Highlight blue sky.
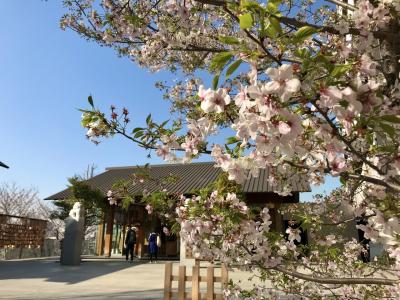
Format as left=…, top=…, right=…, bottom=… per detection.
left=0, top=1, right=339, bottom=201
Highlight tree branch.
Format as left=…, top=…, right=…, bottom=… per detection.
left=311, top=101, right=384, bottom=176
left=222, top=7, right=282, bottom=65
left=193, top=0, right=226, bottom=5
left=342, top=173, right=400, bottom=193
left=273, top=266, right=399, bottom=285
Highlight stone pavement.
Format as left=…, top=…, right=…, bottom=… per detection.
left=0, top=257, right=281, bottom=300
left=0, top=257, right=165, bottom=300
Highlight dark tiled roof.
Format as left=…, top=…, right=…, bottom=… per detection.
left=0, top=161, right=9, bottom=169
left=45, top=162, right=310, bottom=200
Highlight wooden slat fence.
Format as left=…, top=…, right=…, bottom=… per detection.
left=164, top=262, right=228, bottom=300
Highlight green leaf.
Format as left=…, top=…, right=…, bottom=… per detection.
left=146, top=114, right=152, bottom=125
left=314, top=54, right=334, bottom=72
left=88, top=95, right=94, bottom=107
left=331, top=64, right=353, bottom=77
left=294, top=26, right=319, bottom=42
left=210, top=52, right=233, bottom=73
left=267, top=0, right=282, bottom=13
left=131, top=127, right=143, bottom=134
left=381, top=115, right=400, bottom=124
left=366, top=132, right=374, bottom=145
left=241, top=1, right=263, bottom=11
left=81, top=115, right=92, bottom=127
left=160, top=120, right=169, bottom=127
left=78, top=108, right=92, bottom=113
left=338, top=100, right=349, bottom=108
left=226, top=136, right=239, bottom=145
left=380, top=122, right=395, bottom=138
left=134, top=131, right=144, bottom=139
left=212, top=74, right=220, bottom=90
left=226, top=59, right=242, bottom=78
left=218, top=36, right=240, bottom=45
left=294, top=48, right=310, bottom=59
left=239, top=13, right=253, bottom=30
left=269, top=16, right=282, bottom=35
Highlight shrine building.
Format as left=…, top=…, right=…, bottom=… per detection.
left=45, top=162, right=310, bottom=259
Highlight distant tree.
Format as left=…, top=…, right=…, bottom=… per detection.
left=50, top=164, right=107, bottom=237
left=0, top=183, right=40, bottom=217
left=0, top=182, right=63, bottom=238
left=35, top=199, right=65, bottom=240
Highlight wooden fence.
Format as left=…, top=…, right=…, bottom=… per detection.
left=164, top=262, right=228, bottom=300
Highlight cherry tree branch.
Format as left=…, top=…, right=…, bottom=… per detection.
left=311, top=101, right=384, bottom=176
left=342, top=173, right=400, bottom=193
left=193, top=0, right=396, bottom=41
left=273, top=266, right=399, bottom=285
left=240, top=243, right=398, bottom=286
left=100, top=115, right=213, bottom=155
left=221, top=6, right=282, bottom=65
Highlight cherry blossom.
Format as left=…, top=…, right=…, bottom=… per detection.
left=200, top=88, right=231, bottom=113
left=263, top=65, right=300, bottom=101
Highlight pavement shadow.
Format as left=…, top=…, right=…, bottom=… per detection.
left=2, top=289, right=164, bottom=300
left=0, top=257, right=148, bottom=284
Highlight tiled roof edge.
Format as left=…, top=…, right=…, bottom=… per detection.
left=105, top=161, right=215, bottom=170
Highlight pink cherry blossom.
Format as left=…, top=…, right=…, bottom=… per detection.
left=200, top=88, right=231, bottom=113
left=264, top=65, right=300, bottom=101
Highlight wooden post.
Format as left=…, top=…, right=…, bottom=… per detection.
left=137, top=224, right=145, bottom=258
left=178, top=265, right=186, bottom=300
left=164, top=262, right=172, bottom=300
left=121, top=224, right=126, bottom=255
left=207, top=265, right=214, bottom=300
left=104, top=206, right=115, bottom=257
left=95, top=223, right=105, bottom=256
left=192, top=263, right=200, bottom=300
left=221, top=264, right=228, bottom=290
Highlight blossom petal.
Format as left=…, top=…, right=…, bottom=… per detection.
left=285, top=78, right=300, bottom=93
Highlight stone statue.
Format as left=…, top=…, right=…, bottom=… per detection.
left=61, top=202, right=85, bottom=265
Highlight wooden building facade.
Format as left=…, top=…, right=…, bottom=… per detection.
left=45, top=162, right=310, bottom=259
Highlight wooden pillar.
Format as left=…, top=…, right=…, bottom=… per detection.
left=164, top=262, right=173, bottom=300
left=179, top=265, right=186, bottom=300
left=137, top=225, right=145, bottom=258
left=136, top=206, right=145, bottom=258
left=121, top=224, right=126, bottom=255
left=221, top=263, right=229, bottom=290
left=104, top=205, right=115, bottom=257
left=191, top=264, right=199, bottom=300
left=95, top=222, right=105, bottom=256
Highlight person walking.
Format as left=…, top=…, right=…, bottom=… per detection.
left=125, top=226, right=136, bottom=262
left=148, top=230, right=159, bottom=263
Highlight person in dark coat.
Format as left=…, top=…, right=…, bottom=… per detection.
left=148, top=231, right=159, bottom=263
left=125, top=226, right=137, bottom=262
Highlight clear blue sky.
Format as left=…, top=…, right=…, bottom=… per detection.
left=0, top=1, right=339, bottom=201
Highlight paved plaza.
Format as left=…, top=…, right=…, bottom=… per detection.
left=0, top=257, right=270, bottom=300
left=0, top=257, right=166, bottom=300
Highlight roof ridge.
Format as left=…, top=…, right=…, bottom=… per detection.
left=105, top=161, right=215, bottom=170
